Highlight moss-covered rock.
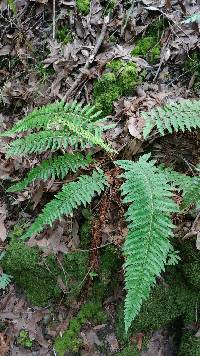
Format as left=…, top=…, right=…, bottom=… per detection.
left=178, top=332, right=200, bottom=356
left=93, top=60, right=139, bottom=115
left=1, top=227, right=89, bottom=306
left=76, top=0, right=90, bottom=15
left=178, top=238, right=200, bottom=290
left=115, top=269, right=199, bottom=345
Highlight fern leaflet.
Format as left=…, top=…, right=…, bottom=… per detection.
left=116, top=154, right=178, bottom=332
left=0, top=273, right=12, bottom=289
left=160, top=165, right=200, bottom=210
left=142, top=99, right=200, bottom=139
left=7, top=153, right=92, bottom=192
left=21, top=169, right=108, bottom=239
left=184, top=13, right=200, bottom=24
left=3, top=101, right=116, bottom=155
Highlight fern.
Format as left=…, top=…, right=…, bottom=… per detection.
left=21, top=169, right=108, bottom=240
left=3, top=101, right=115, bottom=155
left=184, top=13, right=200, bottom=24
left=0, top=273, right=12, bottom=289
left=116, top=154, right=178, bottom=332
left=7, top=153, right=92, bottom=192
left=160, top=165, right=200, bottom=210
left=142, top=99, right=200, bottom=139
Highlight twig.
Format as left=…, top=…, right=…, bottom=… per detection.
left=183, top=211, right=200, bottom=240
left=62, top=16, right=109, bottom=101
left=53, top=0, right=56, bottom=40
left=121, top=0, right=136, bottom=37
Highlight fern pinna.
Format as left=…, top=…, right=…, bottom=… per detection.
left=21, top=169, right=108, bottom=240
left=7, top=153, right=92, bottom=192
left=116, top=155, right=178, bottom=332
left=3, top=100, right=115, bottom=155
left=142, top=99, right=200, bottom=138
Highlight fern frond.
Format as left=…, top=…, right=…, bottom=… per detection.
left=181, top=176, right=200, bottom=209
left=7, top=153, right=92, bottom=192
left=21, top=169, right=108, bottom=239
left=6, top=131, right=70, bottom=156
left=184, top=13, right=200, bottom=24
left=142, top=99, right=200, bottom=139
left=116, top=154, right=178, bottom=332
left=2, top=101, right=102, bottom=137
left=4, top=101, right=115, bottom=155
left=1, top=101, right=66, bottom=136
left=0, top=273, right=12, bottom=289
left=159, top=166, right=192, bottom=191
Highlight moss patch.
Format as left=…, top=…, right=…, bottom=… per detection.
left=17, top=330, right=34, bottom=349
left=76, top=0, right=90, bottom=15
left=93, top=59, right=139, bottom=115
left=131, top=36, right=161, bottom=64
left=178, top=238, right=200, bottom=290
left=54, top=300, right=107, bottom=355
left=54, top=245, right=121, bottom=355
left=116, top=345, right=140, bottom=356
left=178, top=331, right=200, bottom=356
left=1, top=227, right=89, bottom=306
left=131, top=17, right=167, bottom=64
left=115, top=269, right=199, bottom=345
left=56, top=26, right=73, bottom=44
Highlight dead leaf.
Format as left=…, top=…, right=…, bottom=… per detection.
left=128, top=116, right=142, bottom=139
left=106, top=333, right=119, bottom=352
left=0, top=333, right=10, bottom=356
left=32, top=187, right=44, bottom=210
left=0, top=45, right=11, bottom=56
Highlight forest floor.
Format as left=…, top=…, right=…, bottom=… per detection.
left=0, top=0, right=200, bottom=355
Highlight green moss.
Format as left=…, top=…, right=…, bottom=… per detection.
left=99, top=245, right=120, bottom=286
left=115, top=269, right=199, bottom=344
left=178, top=332, right=200, bottom=356
left=131, top=17, right=167, bottom=64
left=93, top=60, right=139, bottom=115
left=178, top=239, right=200, bottom=290
left=76, top=0, right=90, bottom=15
left=54, top=300, right=107, bottom=355
left=131, top=36, right=161, bottom=64
left=1, top=225, right=89, bottom=306
left=17, top=330, right=34, bottom=349
left=116, top=345, right=140, bottom=356
left=36, top=63, right=55, bottom=80
left=80, top=208, right=93, bottom=249
left=185, top=51, right=200, bottom=92
left=54, top=246, right=119, bottom=355
left=56, top=27, right=73, bottom=44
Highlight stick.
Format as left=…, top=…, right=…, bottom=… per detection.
left=53, top=0, right=56, bottom=40
left=62, top=16, right=109, bottom=101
